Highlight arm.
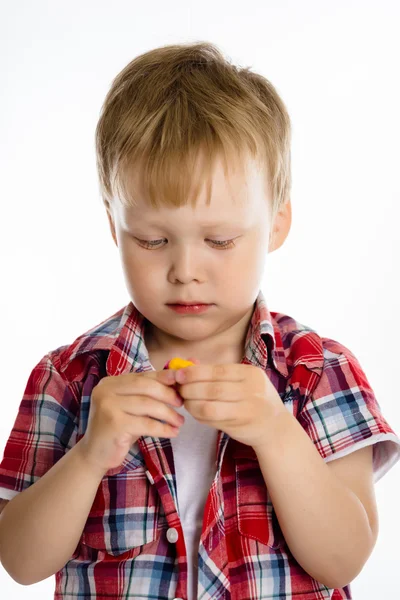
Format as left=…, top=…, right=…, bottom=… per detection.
left=0, top=440, right=106, bottom=586
left=252, top=410, right=377, bottom=589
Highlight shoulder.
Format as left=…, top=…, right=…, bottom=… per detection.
left=270, top=310, right=325, bottom=375
left=47, top=303, right=132, bottom=384
left=270, top=311, right=371, bottom=406
left=272, top=311, right=362, bottom=372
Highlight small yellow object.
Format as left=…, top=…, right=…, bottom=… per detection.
left=166, top=357, right=195, bottom=370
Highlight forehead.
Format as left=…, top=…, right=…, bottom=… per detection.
left=119, top=153, right=269, bottom=227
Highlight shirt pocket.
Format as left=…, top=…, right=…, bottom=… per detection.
left=233, top=445, right=285, bottom=550
left=80, top=446, right=161, bottom=557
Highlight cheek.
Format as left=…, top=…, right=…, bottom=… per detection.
left=221, top=245, right=265, bottom=295
left=123, top=254, right=158, bottom=280
left=122, top=254, right=166, bottom=300
left=120, top=238, right=144, bottom=264
left=228, top=242, right=261, bottom=274
left=245, top=234, right=269, bottom=270
left=118, top=244, right=150, bottom=277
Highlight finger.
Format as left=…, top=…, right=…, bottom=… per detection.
left=179, top=381, right=243, bottom=402
left=113, top=371, right=181, bottom=406
left=119, top=396, right=185, bottom=428
left=106, top=368, right=177, bottom=386
left=187, top=400, right=236, bottom=423
left=186, top=356, right=201, bottom=365
left=175, top=362, right=247, bottom=384
left=140, top=368, right=177, bottom=385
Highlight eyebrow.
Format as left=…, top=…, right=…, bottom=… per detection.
left=131, top=219, right=244, bottom=229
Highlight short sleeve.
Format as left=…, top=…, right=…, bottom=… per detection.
left=297, top=337, right=400, bottom=484
left=0, top=353, right=79, bottom=500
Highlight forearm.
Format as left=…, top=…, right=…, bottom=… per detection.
left=0, top=439, right=106, bottom=585
left=252, top=410, right=374, bottom=589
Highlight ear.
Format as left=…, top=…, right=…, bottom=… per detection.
left=268, top=198, right=292, bottom=253
left=105, top=202, right=118, bottom=247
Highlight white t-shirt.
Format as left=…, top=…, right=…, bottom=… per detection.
left=170, top=402, right=218, bottom=600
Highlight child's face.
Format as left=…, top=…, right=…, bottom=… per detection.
left=106, top=152, right=291, bottom=357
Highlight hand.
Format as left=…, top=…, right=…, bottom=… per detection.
left=174, top=362, right=287, bottom=449
left=78, top=369, right=184, bottom=473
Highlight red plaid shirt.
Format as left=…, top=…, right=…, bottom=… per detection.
left=1, top=290, right=399, bottom=599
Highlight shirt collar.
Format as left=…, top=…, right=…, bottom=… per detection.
left=60, top=289, right=288, bottom=382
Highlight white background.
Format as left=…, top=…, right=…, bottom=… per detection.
left=1, top=0, right=399, bottom=597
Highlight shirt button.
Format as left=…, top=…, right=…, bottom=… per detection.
left=166, top=527, right=179, bottom=543
left=145, top=470, right=154, bottom=484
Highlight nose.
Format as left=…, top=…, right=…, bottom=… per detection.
left=168, top=245, right=205, bottom=283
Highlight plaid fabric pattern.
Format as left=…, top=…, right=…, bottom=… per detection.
left=1, top=289, right=399, bottom=599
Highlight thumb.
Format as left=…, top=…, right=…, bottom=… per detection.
left=186, top=357, right=200, bottom=365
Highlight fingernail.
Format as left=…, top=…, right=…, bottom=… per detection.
left=175, top=370, right=186, bottom=383
left=165, top=370, right=175, bottom=383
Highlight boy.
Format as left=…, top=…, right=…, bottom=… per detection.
left=0, top=41, right=399, bottom=600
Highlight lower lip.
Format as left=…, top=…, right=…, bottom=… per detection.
left=167, top=304, right=212, bottom=314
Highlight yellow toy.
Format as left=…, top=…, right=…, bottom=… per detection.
left=162, top=357, right=195, bottom=403
left=164, top=357, right=195, bottom=370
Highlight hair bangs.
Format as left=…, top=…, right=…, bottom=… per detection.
left=96, top=41, right=291, bottom=220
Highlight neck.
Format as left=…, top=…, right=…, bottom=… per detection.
left=144, top=323, right=246, bottom=365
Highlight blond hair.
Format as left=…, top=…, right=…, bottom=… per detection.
left=95, top=41, right=292, bottom=220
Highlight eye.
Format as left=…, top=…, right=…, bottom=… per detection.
left=210, top=239, right=236, bottom=249
left=136, top=238, right=236, bottom=250
left=137, top=239, right=165, bottom=249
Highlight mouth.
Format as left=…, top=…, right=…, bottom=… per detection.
left=167, top=302, right=211, bottom=306
left=167, top=303, right=213, bottom=313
